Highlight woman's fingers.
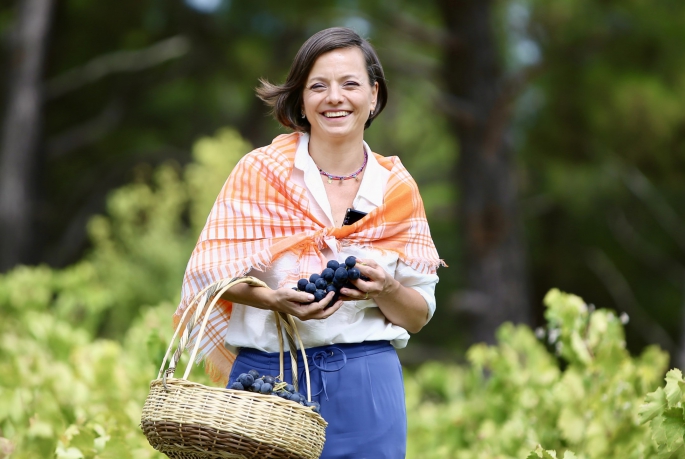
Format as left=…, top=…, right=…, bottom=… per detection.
left=344, top=258, right=399, bottom=300
left=287, top=291, right=342, bottom=320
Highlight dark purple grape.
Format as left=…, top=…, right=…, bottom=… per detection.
left=345, top=256, right=357, bottom=268
left=347, top=267, right=361, bottom=280
left=344, top=281, right=358, bottom=290
left=326, top=260, right=340, bottom=270
left=263, top=375, right=275, bottom=385
left=248, top=369, right=260, bottom=379
left=238, top=373, right=254, bottom=387
left=309, top=273, right=321, bottom=283
left=285, top=384, right=295, bottom=393
left=297, top=278, right=309, bottom=291
left=314, top=289, right=326, bottom=302
left=304, top=282, right=317, bottom=294
left=325, top=284, right=337, bottom=294
left=315, top=277, right=328, bottom=290
left=260, top=383, right=273, bottom=394
left=321, top=268, right=335, bottom=282
left=230, top=381, right=244, bottom=391
left=334, top=267, right=348, bottom=282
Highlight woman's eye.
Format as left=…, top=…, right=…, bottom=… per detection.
left=309, top=83, right=325, bottom=90
left=344, top=81, right=360, bottom=87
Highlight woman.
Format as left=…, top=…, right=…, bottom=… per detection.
left=175, top=27, right=443, bottom=458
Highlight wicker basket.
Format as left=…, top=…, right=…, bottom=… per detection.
left=140, top=276, right=327, bottom=459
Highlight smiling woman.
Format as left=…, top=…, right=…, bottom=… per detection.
left=174, top=27, right=443, bottom=459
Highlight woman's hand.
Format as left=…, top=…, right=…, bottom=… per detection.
left=339, top=258, right=398, bottom=301
left=268, top=287, right=344, bottom=321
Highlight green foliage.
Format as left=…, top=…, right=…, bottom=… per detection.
left=405, top=289, right=671, bottom=459
left=0, top=127, right=248, bottom=457
left=639, top=369, right=685, bottom=458
left=0, top=127, right=247, bottom=340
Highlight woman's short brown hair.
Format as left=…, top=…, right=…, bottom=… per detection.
left=256, top=27, right=388, bottom=132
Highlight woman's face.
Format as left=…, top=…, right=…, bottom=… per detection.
left=302, top=47, right=378, bottom=143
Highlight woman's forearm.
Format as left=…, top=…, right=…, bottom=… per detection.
left=220, top=283, right=276, bottom=310
left=344, top=259, right=431, bottom=333
left=372, top=278, right=429, bottom=334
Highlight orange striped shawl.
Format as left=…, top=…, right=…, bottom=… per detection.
left=174, top=132, right=443, bottom=384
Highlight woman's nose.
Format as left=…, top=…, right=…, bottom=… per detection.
left=326, top=85, right=343, bottom=104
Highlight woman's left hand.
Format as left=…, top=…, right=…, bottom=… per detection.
left=339, top=258, right=399, bottom=302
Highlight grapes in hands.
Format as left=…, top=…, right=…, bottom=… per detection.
left=292, top=256, right=367, bottom=308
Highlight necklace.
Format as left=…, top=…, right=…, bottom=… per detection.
left=317, top=149, right=368, bottom=184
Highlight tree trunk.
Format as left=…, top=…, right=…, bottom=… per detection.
left=439, top=0, right=531, bottom=343
left=0, top=0, right=54, bottom=271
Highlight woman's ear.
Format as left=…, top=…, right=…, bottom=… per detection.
left=371, top=81, right=379, bottom=111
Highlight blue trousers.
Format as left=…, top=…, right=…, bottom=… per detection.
left=227, top=341, right=407, bottom=459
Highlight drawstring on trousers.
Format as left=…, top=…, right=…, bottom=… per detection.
left=299, top=347, right=347, bottom=401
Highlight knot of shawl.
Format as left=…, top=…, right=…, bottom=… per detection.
left=310, top=227, right=336, bottom=251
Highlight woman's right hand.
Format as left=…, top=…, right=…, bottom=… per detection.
left=268, top=288, right=343, bottom=320
left=222, top=283, right=343, bottom=320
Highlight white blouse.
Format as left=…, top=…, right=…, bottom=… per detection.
left=224, top=133, right=439, bottom=353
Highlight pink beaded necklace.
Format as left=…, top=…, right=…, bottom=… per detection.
left=316, top=149, right=368, bottom=184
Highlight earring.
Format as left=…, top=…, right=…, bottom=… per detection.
left=301, top=111, right=306, bottom=119
left=370, top=110, right=374, bottom=117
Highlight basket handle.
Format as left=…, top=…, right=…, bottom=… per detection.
left=274, top=311, right=315, bottom=402
left=159, top=276, right=316, bottom=402
left=159, top=276, right=268, bottom=381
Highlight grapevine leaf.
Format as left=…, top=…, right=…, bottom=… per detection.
left=570, top=332, right=592, bottom=364
left=55, top=446, right=85, bottom=459
left=527, top=445, right=559, bottom=458
left=558, top=406, right=585, bottom=443
left=562, top=452, right=578, bottom=459
left=664, top=369, right=685, bottom=408
left=651, top=408, right=685, bottom=453
left=639, top=387, right=668, bottom=425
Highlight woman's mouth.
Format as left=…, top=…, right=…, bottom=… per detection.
left=323, top=111, right=351, bottom=118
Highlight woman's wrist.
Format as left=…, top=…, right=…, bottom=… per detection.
left=375, top=277, right=401, bottom=299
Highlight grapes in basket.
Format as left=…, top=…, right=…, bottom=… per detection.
left=229, top=369, right=321, bottom=414
left=293, top=256, right=370, bottom=308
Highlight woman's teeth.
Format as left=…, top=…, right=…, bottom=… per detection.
left=324, top=111, right=350, bottom=118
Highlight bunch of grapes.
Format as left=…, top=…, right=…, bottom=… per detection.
left=293, top=256, right=368, bottom=307
left=229, top=369, right=321, bottom=414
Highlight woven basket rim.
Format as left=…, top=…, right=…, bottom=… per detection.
left=145, top=378, right=328, bottom=427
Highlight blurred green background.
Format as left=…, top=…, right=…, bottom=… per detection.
left=1, top=0, right=684, bottom=457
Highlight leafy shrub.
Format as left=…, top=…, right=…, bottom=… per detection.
left=0, top=128, right=247, bottom=457
left=638, top=368, right=685, bottom=458
left=405, top=289, right=672, bottom=459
